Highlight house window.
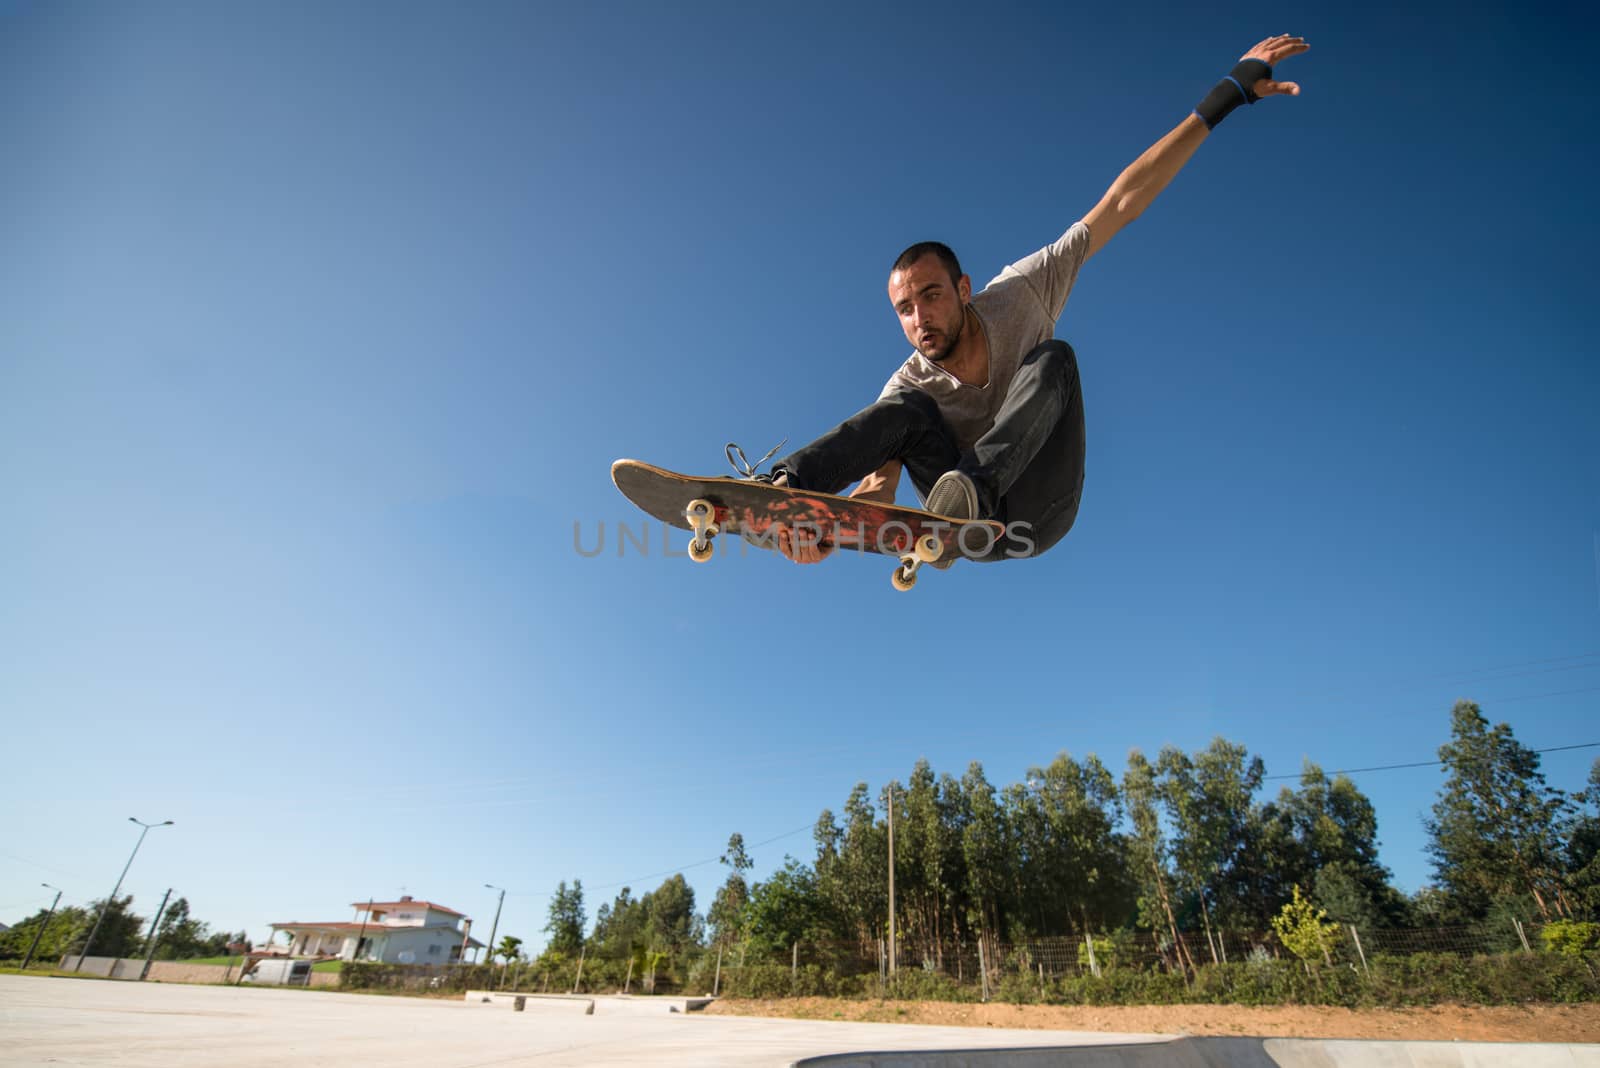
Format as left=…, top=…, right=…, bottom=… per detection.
left=427, top=944, right=441, bottom=957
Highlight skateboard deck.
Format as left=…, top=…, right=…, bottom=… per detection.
left=611, top=459, right=1005, bottom=590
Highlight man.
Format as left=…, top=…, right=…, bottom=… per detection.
left=758, top=34, right=1308, bottom=564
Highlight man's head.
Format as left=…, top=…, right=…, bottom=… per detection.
left=888, top=242, right=971, bottom=363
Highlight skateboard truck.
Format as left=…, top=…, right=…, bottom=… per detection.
left=891, top=533, right=944, bottom=592
left=685, top=498, right=719, bottom=563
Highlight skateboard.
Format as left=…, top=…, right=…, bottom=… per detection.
left=611, top=459, right=1005, bottom=591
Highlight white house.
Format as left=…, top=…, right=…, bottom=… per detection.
left=270, top=896, right=484, bottom=965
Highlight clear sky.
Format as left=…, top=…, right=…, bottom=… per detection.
left=3, top=1, right=1597, bottom=954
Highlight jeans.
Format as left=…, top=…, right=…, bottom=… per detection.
left=776, top=340, right=1085, bottom=560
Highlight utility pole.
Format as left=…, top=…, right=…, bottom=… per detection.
left=20, top=884, right=63, bottom=972
left=887, top=781, right=896, bottom=976
left=77, top=817, right=173, bottom=971
left=483, top=884, right=506, bottom=966
left=139, top=889, right=173, bottom=980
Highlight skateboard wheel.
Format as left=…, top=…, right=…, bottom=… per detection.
left=913, top=533, right=943, bottom=564
left=686, top=499, right=715, bottom=524
left=688, top=537, right=716, bottom=563
left=891, top=563, right=917, bottom=592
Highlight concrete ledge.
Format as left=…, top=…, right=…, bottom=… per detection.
left=592, top=994, right=717, bottom=1015
left=466, top=991, right=594, bottom=1014
left=463, top=991, right=714, bottom=1015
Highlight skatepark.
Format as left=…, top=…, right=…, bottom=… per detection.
left=4, top=976, right=1595, bottom=1067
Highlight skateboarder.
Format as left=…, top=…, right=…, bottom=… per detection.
left=757, top=34, right=1308, bottom=564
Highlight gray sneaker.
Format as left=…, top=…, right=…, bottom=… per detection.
left=926, top=470, right=979, bottom=521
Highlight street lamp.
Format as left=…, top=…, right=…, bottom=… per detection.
left=75, top=817, right=173, bottom=971
left=483, top=883, right=506, bottom=965
left=20, top=883, right=63, bottom=972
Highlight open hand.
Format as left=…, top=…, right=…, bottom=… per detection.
left=1241, top=34, right=1309, bottom=97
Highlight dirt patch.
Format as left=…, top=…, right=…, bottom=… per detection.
left=704, top=997, right=1600, bottom=1043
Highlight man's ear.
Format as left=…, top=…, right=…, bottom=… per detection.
left=958, top=275, right=972, bottom=302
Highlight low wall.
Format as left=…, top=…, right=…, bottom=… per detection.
left=58, top=956, right=340, bottom=987
left=56, top=956, right=172, bottom=980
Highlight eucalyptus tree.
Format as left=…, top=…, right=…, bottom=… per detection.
left=959, top=762, right=1011, bottom=947
left=1425, top=701, right=1572, bottom=921
left=544, top=880, right=586, bottom=955
left=1156, top=738, right=1264, bottom=962
left=1122, top=750, right=1194, bottom=970
left=708, top=833, right=753, bottom=946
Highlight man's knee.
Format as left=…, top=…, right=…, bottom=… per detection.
left=1022, top=339, right=1078, bottom=377
left=879, top=388, right=943, bottom=427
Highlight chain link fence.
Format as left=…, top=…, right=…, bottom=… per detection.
left=345, top=918, right=1597, bottom=1006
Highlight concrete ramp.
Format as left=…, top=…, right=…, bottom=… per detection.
left=792, top=1038, right=1600, bottom=1067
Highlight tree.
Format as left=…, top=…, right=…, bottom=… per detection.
left=1563, top=759, right=1600, bottom=912
left=1157, top=738, right=1263, bottom=963
left=745, top=858, right=826, bottom=956
left=495, top=935, right=523, bottom=963
left=544, top=880, right=586, bottom=955
left=1271, top=885, right=1340, bottom=970
left=642, top=873, right=699, bottom=952
left=152, top=898, right=211, bottom=960
left=1012, top=751, right=1131, bottom=937
left=1425, top=701, right=1572, bottom=921
left=1226, top=763, right=1409, bottom=929
left=819, top=784, right=887, bottom=947
left=0, top=904, right=92, bottom=964
left=958, top=762, right=1009, bottom=948
left=709, top=833, right=753, bottom=946
left=1122, top=750, right=1193, bottom=971
left=79, top=896, right=146, bottom=958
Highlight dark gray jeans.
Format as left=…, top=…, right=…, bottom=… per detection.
left=776, top=340, right=1084, bottom=560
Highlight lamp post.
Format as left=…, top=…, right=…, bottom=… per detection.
left=20, top=884, right=63, bottom=972
left=483, top=884, right=506, bottom=965
left=75, top=817, right=173, bottom=971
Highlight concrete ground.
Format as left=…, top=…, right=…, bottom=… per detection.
left=0, top=975, right=1167, bottom=1067
left=3, top=976, right=1596, bottom=1067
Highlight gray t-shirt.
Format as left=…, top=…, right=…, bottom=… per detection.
left=878, top=221, right=1091, bottom=452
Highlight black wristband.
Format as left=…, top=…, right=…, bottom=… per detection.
left=1194, top=58, right=1272, bottom=129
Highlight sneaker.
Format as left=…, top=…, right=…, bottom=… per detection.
left=926, top=470, right=979, bottom=521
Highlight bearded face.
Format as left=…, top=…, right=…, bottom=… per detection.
left=889, top=255, right=971, bottom=363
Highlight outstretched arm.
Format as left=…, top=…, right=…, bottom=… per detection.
left=1079, top=34, right=1308, bottom=261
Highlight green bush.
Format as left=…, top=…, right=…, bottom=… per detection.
left=721, top=962, right=867, bottom=998
left=994, top=969, right=1043, bottom=1004
left=1076, top=936, right=1117, bottom=972
left=886, top=966, right=971, bottom=1002
left=1541, top=920, right=1600, bottom=958
left=340, top=962, right=496, bottom=993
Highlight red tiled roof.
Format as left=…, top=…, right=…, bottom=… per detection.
left=350, top=899, right=465, bottom=917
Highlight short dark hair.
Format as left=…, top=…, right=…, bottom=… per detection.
left=891, top=242, right=963, bottom=287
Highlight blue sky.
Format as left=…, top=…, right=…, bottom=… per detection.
left=3, top=1, right=1597, bottom=953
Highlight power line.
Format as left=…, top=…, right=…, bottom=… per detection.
left=511, top=822, right=816, bottom=899
left=1263, top=741, right=1600, bottom=782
